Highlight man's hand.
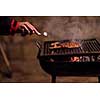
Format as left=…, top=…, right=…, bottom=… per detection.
left=18, top=22, right=41, bottom=36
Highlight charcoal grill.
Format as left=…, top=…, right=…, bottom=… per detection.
left=36, top=38, right=100, bottom=82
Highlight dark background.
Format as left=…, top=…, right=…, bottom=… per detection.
left=0, top=16, right=100, bottom=82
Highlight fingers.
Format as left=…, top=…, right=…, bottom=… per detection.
left=21, top=24, right=30, bottom=33
left=24, top=22, right=41, bottom=35
left=19, top=22, right=41, bottom=36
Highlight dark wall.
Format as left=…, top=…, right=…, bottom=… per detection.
left=13, top=16, right=100, bottom=40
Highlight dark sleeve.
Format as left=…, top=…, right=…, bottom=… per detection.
left=0, top=16, right=19, bottom=35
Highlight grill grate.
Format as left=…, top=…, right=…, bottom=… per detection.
left=42, top=39, right=100, bottom=56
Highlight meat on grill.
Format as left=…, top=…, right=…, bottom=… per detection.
left=49, top=41, right=81, bottom=49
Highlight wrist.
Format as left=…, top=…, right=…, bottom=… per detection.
left=10, top=19, right=20, bottom=34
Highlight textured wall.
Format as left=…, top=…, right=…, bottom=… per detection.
left=0, top=16, right=100, bottom=82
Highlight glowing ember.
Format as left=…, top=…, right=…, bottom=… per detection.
left=71, top=57, right=80, bottom=62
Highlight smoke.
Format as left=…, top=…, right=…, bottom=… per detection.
left=43, top=17, right=100, bottom=40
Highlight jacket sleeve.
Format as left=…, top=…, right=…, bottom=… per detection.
left=0, top=16, right=19, bottom=35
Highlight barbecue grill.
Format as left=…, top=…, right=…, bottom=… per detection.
left=36, top=38, right=100, bottom=82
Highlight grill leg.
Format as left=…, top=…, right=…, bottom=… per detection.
left=98, top=76, right=100, bottom=83
left=51, top=75, right=56, bottom=83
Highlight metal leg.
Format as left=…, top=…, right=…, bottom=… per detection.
left=0, top=43, right=10, bottom=67
left=98, top=76, right=100, bottom=83
left=51, top=75, right=56, bottom=83
left=0, top=43, right=12, bottom=78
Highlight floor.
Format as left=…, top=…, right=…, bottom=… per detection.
left=0, top=60, right=98, bottom=83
